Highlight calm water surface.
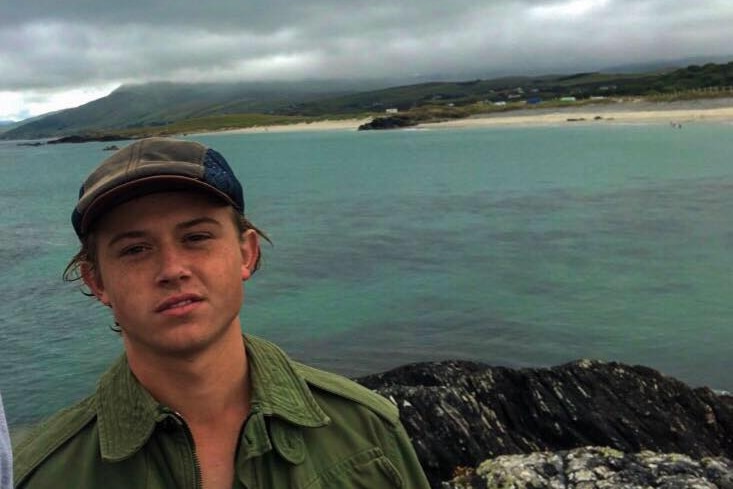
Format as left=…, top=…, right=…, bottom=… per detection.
left=1, top=123, right=732, bottom=428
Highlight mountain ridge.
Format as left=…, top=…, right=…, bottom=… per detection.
left=4, top=57, right=733, bottom=140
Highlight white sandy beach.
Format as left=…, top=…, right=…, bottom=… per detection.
left=198, top=98, right=733, bottom=135
left=421, top=101, right=733, bottom=129
left=194, top=118, right=373, bottom=135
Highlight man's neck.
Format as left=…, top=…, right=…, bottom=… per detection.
left=125, top=326, right=251, bottom=489
left=125, top=327, right=251, bottom=426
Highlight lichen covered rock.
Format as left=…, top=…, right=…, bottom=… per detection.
left=441, top=446, right=733, bottom=489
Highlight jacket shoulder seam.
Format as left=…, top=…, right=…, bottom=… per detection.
left=293, top=362, right=399, bottom=425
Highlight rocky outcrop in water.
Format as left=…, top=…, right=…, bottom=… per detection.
left=357, top=115, right=417, bottom=130
left=355, top=359, right=733, bottom=488
left=46, top=134, right=132, bottom=144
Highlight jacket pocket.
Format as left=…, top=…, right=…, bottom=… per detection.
left=305, top=447, right=403, bottom=489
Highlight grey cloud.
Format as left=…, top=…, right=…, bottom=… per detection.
left=1, top=0, right=732, bottom=93
left=0, top=1, right=513, bottom=30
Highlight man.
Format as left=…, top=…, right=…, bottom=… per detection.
left=14, top=137, right=430, bottom=489
left=0, top=391, right=11, bottom=489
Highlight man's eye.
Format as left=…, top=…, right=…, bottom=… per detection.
left=120, top=245, right=147, bottom=256
left=185, top=233, right=212, bottom=243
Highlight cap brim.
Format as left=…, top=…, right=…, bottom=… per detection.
left=79, top=174, right=238, bottom=235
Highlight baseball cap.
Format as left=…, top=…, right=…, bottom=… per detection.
left=71, top=137, right=244, bottom=237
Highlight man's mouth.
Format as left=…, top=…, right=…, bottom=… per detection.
left=167, top=299, right=194, bottom=309
left=155, top=295, right=202, bottom=313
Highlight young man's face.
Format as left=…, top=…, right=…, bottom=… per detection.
left=83, top=191, right=258, bottom=360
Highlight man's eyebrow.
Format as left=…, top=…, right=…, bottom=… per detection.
left=106, top=230, right=148, bottom=249
left=177, top=217, right=222, bottom=230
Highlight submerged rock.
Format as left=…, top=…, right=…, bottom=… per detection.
left=355, top=359, right=733, bottom=487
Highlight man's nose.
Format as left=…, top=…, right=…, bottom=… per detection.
left=155, top=244, right=191, bottom=284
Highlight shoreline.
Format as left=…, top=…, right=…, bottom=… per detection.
left=11, top=98, right=733, bottom=143
left=191, top=118, right=373, bottom=136
left=193, top=98, right=733, bottom=136
left=419, top=101, right=733, bottom=130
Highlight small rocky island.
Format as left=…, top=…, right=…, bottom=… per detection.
left=16, top=135, right=133, bottom=147
left=46, top=134, right=132, bottom=144
left=356, top=359, right=733, bottom=488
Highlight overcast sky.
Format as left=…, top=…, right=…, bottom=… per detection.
left=1, top=0, right=732, bottom=121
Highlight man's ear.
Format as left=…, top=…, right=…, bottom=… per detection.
left=240, top=229, right=260, bottom=281
left=81, top=262, right=110, bottom=305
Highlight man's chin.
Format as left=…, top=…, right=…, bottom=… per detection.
left=122, top=329, right=222, bottom=360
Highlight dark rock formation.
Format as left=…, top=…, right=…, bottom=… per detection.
left=355, top=359, right=733, bottom=488
left=357, top=115, right=417, bottom=130
left=442, top=446, right=733, bottom=489
left=46, top=134, right=132, bottom=144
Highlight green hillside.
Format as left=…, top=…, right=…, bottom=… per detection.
left=1, top=81, right=363, bottom=140
left=4, top=61, right=733, bottom=140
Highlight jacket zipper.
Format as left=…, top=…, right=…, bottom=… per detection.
left=171, top=411, right=203, bottom=489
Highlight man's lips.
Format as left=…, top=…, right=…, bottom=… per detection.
left=154, top=294, right=203, bottom=313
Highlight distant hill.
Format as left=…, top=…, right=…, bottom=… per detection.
left=293, top=61, right=733, bottom=114
left=600, top=55, right=733, bottom=74
left=4, top=60, right=733, bottom=140
left=0, top=111, right=63, bottom=135
left=0, top=80, right=380, bottom=140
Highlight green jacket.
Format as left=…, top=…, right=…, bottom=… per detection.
left=14, top=335, right=430, bottom=488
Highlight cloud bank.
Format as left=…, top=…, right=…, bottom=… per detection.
left=1, top=0, right=732, bottom=119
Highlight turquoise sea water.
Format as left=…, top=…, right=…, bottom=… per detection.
left=1, top=123, right=732, bottom=429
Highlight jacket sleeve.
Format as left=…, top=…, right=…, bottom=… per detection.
left=386, top=420, right=431, bottom=489
left=0, top=392, right=12, bottom=489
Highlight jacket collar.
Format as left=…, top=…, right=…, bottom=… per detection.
left=245, top=334, right=330, bottom=427
left=95, top=334, right=329, bottom=462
